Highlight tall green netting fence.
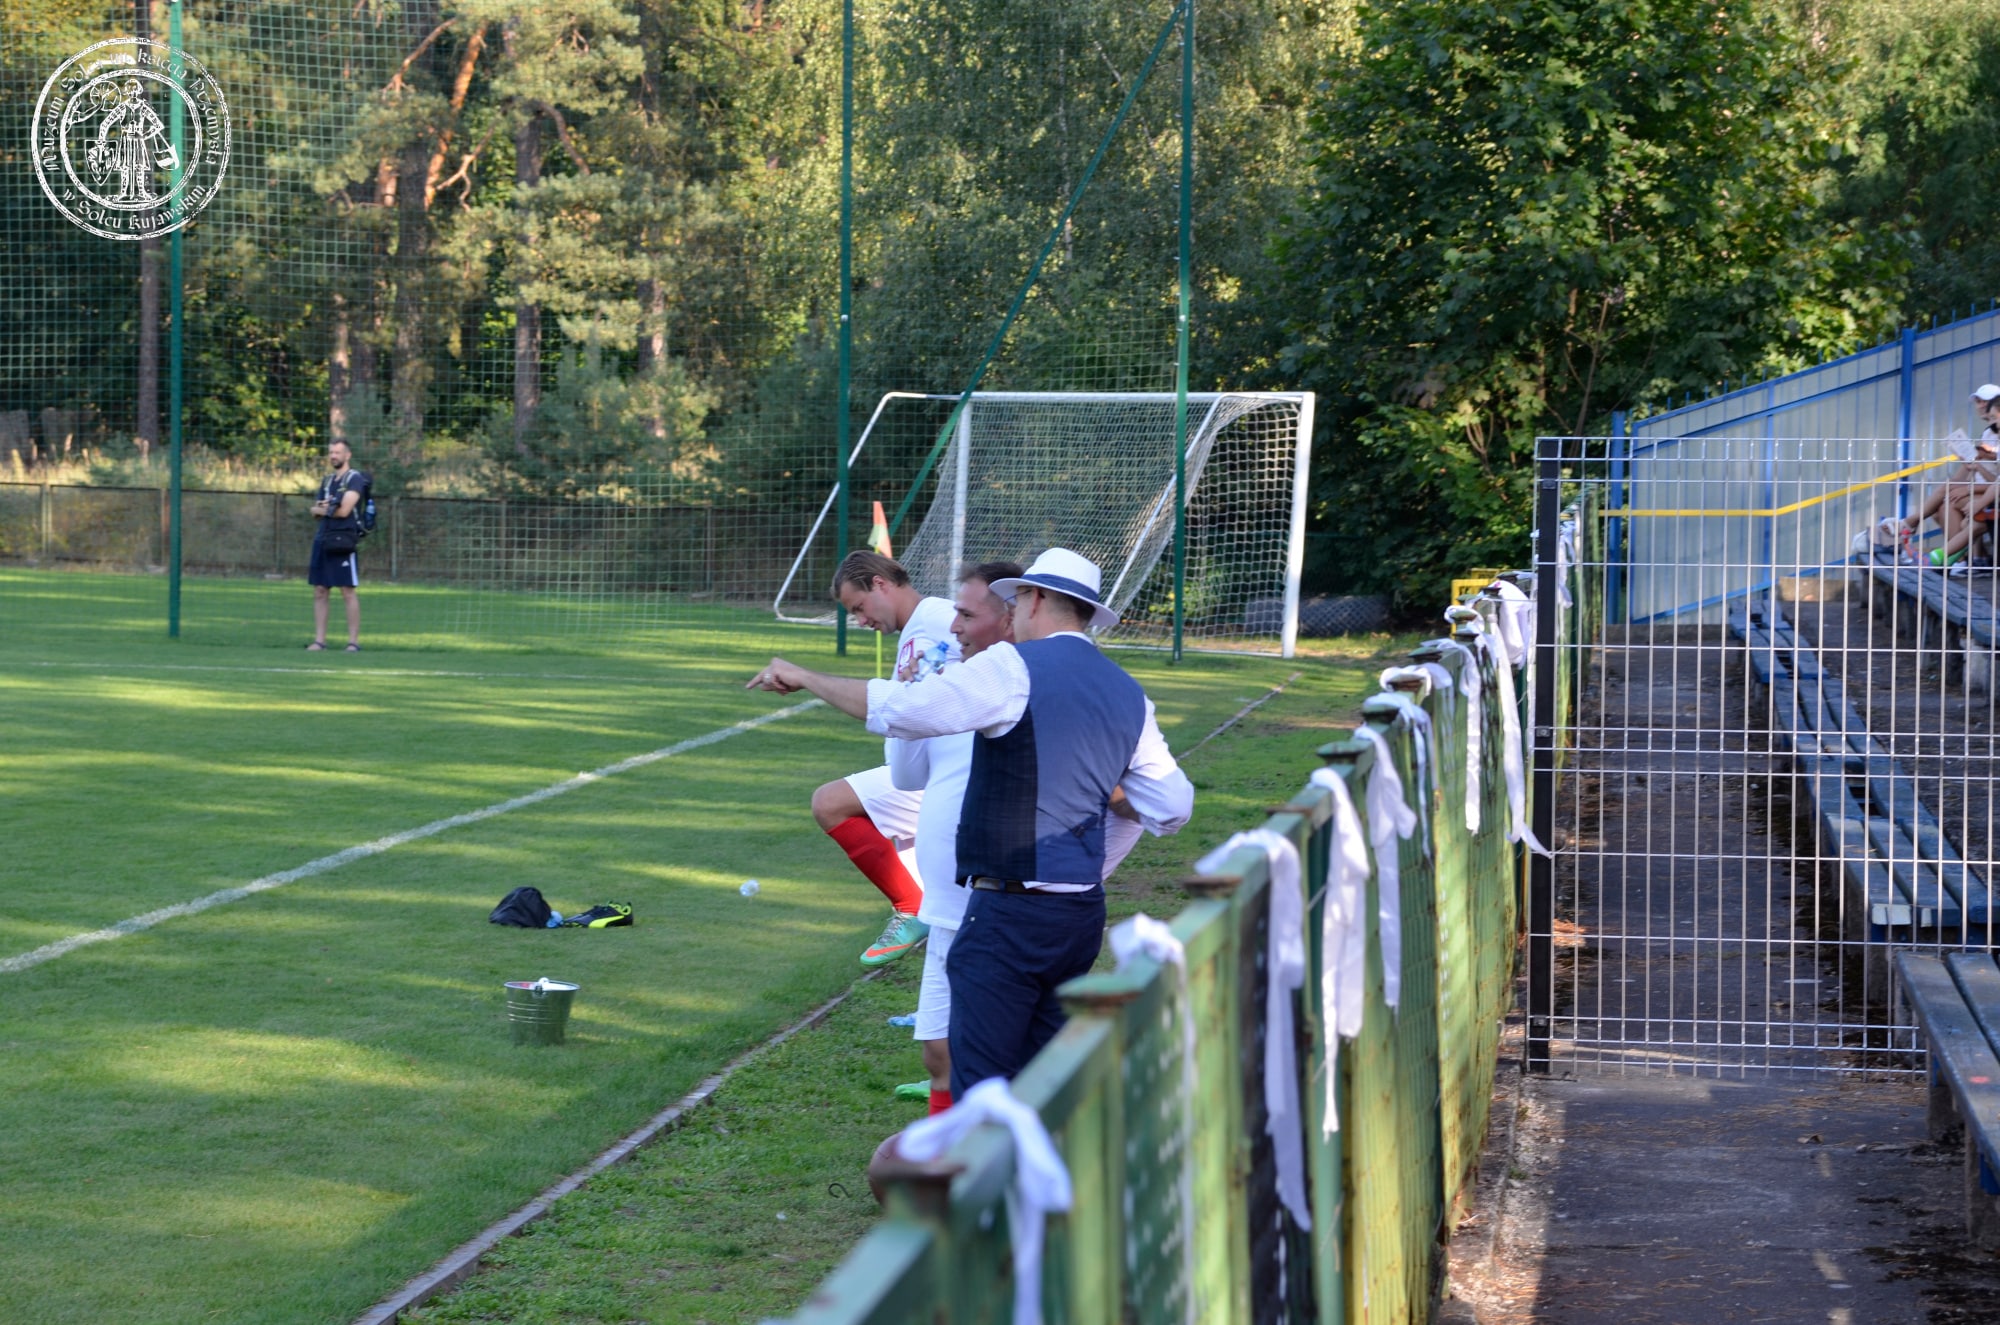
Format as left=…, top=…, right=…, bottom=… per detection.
left=773, top=585, right=1536, bottom=1325
left=2, top=0, right=1322, bottom=653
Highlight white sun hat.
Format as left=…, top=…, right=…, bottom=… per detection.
left=989, top=547, right=1120, bottom=631
left=1972, top=384, right=2000, bottom=404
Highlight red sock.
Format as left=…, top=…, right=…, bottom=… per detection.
left=826, top=816, right=924, bottom=914
left=928, top=1088, right=953, bottom=1116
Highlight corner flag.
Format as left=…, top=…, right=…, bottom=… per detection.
left=868, top=500, right=892, bottom=558
left=866, top=502, right=891, bottom=679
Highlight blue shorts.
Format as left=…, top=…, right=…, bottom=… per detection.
left=308, top=537, right=359, bottom=588
left=945, top=884, right=1105, bottom=1097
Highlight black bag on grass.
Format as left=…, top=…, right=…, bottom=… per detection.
left=489, top=886, right=553, bottom=928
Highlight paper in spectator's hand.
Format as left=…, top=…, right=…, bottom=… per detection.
left=1947, top=428, right=1973, bottom=461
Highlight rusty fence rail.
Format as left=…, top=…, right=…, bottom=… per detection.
left=775, top=592, right=1537, bottom=1324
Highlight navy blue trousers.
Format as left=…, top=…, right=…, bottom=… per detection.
left=945, top=884, right=1106, bottom=1099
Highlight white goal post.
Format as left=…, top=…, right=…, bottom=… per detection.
left=773, top=390, right=1315, bottom=657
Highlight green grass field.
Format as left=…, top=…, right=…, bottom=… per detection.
left=401, top=655, right=1382, bottom=1325
left=0, top=568, right=1394, bottom=1325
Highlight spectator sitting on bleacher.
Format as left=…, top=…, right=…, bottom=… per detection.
left=1901, top=384, right=2000, bottom=570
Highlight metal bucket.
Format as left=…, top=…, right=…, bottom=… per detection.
left=504, top=978, right=578, bottom=1046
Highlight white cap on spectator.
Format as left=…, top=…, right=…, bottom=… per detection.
left=1973, top=384, right=2000, bottom=404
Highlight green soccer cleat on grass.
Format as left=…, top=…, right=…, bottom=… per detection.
left=861, top=910, right=929, bottom=966
left=893, top=1081, right=930, bottom=1103
left=559, top=902, right=634, bottom=928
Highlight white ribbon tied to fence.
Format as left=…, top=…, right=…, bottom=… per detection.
left=1306, top=766, right=1371, bottom=1134
left=1379, top=667, right=1447, bottom=839
left=1399, top=662, right=1458, bottom=776
left=1490, top=578, right=1535, bottom=664
left=1108, top=911, right=1200, bottom=1324
left=1435, top=636, right=1485, bottom=835
left=1350, top=723, right=1419, bottom=1010
left=1556, top=521, right=1576, bottom=610
left=1379, top=665, right=1447, bottom=795
left=1466, top=591, right=1553, bottom=858
left=896, top=1078, right=1073, bottom=1325
left=1188, top=833, right=1313, bottom=1236
left=1491, top=580, right=1542, bottom=790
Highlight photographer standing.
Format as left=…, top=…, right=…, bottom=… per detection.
left=308, top=440, right=370, bottom=652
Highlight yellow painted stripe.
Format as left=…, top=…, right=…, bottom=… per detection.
left=1599, top=456, right=1958, bottom=518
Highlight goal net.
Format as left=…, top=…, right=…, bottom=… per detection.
left=774, top=391, right=1314, bottom=655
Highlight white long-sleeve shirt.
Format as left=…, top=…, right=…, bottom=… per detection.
left=869, top=634, right=1193, bottom=892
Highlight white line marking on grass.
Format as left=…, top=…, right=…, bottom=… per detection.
left=1174, top=670, right=1305, bottom=759
left=351, top=970, right=881, bottom=1325
left=0, top=698, right=824, bottom=976
left=26, top=661, right=664, bottom=684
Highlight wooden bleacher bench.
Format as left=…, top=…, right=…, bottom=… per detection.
left=1731, top=601, right=1987, bottom=941
left=1893, top=950, right=2000, bottom=1245
left=1865, top=559, right=2000, bottom=691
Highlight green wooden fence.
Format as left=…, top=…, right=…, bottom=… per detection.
left=774, top=608, right=1525, bottom=1325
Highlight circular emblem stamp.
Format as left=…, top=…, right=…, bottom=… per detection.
left=31, top=36, right=230, bottom=241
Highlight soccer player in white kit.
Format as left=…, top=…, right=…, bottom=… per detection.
left=811, top=551, right=959, bottom=965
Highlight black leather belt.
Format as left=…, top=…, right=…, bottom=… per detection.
left=965, top=875, right=1033, bottom=894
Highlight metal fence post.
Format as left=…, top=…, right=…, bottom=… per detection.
left=1527, top=444, right=1561, bottom=1072
left=166, top=0, right=185, bottom=636
left=272, top=491, right=282, bottom=576
left=1762, top=411, right=1776, bottom=597
left=1898, top=325, right=1917, bottom=519
left=41, top=482, right=51, bottom=563
left=834, top=0, right=853, bottom=657
left=1171, top=0, right=1195, bottom=663
left=1608, top=411, right=1626, bottom=625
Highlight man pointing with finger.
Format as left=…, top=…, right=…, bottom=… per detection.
left=748, top=548, right=1193, bottom=1094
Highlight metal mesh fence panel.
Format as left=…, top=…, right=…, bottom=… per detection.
left=1528, top=432, right=2000, bottom=1077
left=2, top=0, right=1312, bottom=651
left=48, top=484, right=160, bottom=567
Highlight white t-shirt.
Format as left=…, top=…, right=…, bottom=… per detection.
left=892, top=730, right=975, bottom=928
left=894, top=596, right=960, bottom=683
left=1954, top=453, right=2000, bottom=486
left=878, top=595, right=959, bottom=779
left=1944, top=428, right=2000, bottom=484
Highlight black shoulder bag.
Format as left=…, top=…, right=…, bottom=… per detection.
left=320, top=473, right=365, bottom=553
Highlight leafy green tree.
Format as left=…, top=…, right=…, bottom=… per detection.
left=463, top=0, right=835, bottom=496
left=495, top=328, right=716, bottom=497
left=716, top=0, right=1350, bottom=511
left=1277, top=0, right=1903, bottom=604
left=0, top=1, right=143, bottom=449
left=1826, top=0, right=2000, bottom=317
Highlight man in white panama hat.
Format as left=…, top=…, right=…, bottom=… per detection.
left=747, top=547, right=1194, bottom=1094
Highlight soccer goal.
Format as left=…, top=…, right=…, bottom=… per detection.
left=773, top=390, right=1315, bottom=656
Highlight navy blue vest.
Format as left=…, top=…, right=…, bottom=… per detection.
left=955, top=635, right=1148, bottom=885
